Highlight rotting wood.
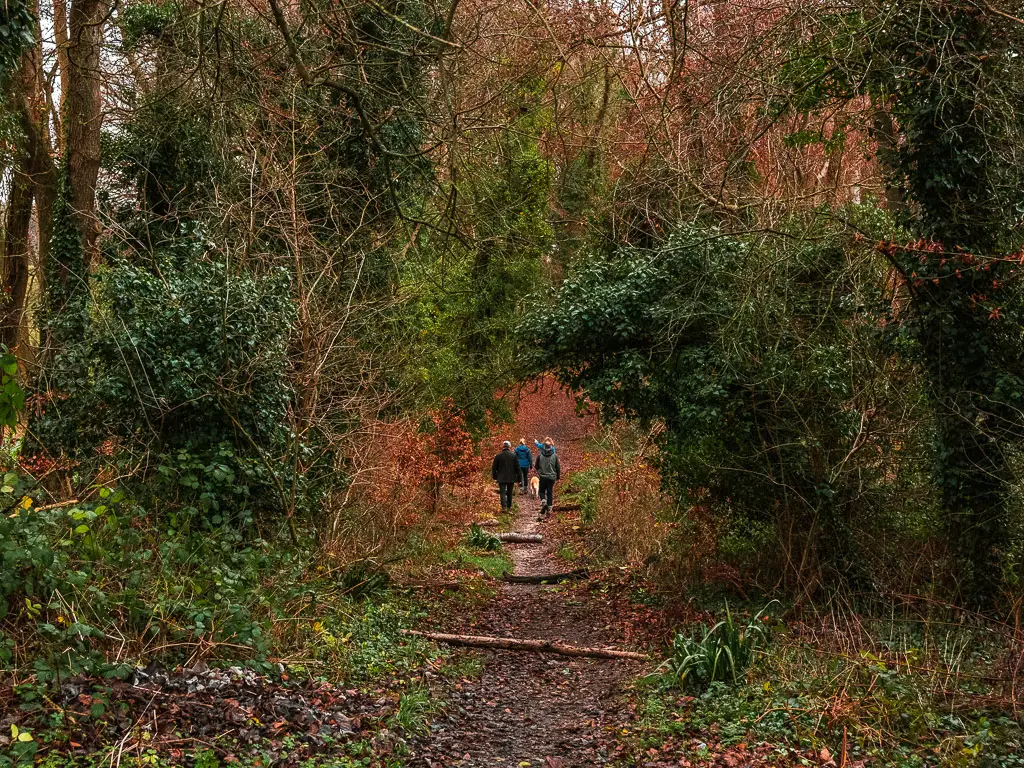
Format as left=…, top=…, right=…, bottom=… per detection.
left=494, top=532, right=543, bottom=543
left=501, top=569, right=589, bottom=584
left=400, top=630, right=650, bottom=661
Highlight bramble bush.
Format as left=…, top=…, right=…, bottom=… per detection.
left=590, top=460, right=674, bottom=567
left=0, top=469, right=439, bottom=691
left=326, top=399, right=478, bottom=561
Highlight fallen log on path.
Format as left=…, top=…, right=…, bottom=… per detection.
left=494, top=532, right=543, bottom=544
left=501, top=569, right=589, bottom=584
left=400, top=630, right=650, bottom=661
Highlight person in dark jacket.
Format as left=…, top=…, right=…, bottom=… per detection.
left=514, top=439, right=533, bottom=492
left=491, top=440, right=520, bottom=511
left=534, top=437, right=560, bottom=516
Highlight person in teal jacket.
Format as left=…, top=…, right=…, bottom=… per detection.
left=514, top=440, right=532, bottom=492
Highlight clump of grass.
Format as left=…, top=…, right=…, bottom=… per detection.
left=557, top=544, right=579, bottom=562
left=440, top=652, right=484, bottom=680
left=337, top=559, right=391, bottom=599
left=444, top=547, right=512, bottom=579
left=665, top=601, right=776, bottom=690
left=464, top=523, right=501, bottom=551
left=448, top=524, right=511, bottom=578
left=389, top=686, right=437, bottom=736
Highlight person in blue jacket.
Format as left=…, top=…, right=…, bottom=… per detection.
left=514, top=439, right=533, bottom=493
left=534, top=439, right=556, bottom=455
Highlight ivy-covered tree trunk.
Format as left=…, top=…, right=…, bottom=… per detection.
left=2, top=28, right=56, bottom=352
left=875, top=1, right=1021, bottom=606
left=43, top=165, right=89, bottom=351
left=2, top=158, right=33, bottom=351
left=935, top=390, right=1007, bottom=601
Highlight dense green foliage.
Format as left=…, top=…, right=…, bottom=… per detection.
left=398, top=78, right=552, bottom=424
left=530, top=1, right=1024, bottom=608
left=0, top=0, right=34, bottom=83
left=778, top=0, right=1024, bottom=605
left=530, top=214, right=950, bottom=593
left=38, top=241, right=294, bottom=454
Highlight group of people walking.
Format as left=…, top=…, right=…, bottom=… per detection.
left=491, top=438, right=561, bottom=517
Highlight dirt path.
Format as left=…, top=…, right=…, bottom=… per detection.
left=412, top=464, right=649, bottom=766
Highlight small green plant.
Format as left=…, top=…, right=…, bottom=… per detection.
left=465, top=523, right=501, bottom=551
left=665, top=601, right=777, bottom=690
left=389, top=687, right=435, bottom=736
left=193, top=750, right=221, bottom=768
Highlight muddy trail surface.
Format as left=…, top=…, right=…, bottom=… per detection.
left=411, top=383, right=652, bottom=768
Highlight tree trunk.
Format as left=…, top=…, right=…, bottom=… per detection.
left=401, top=630, right=650, bottom=661
left=2, top=162, right=33, bottom=351
left=935, top=390, right=1008, bottom=606
left=52, top=0, right=70, bottom=144
left=65, top=0, right=107, bottom=267
left=2, top=33, right=56, bottom=353
left=870, top=102, right=907, bottom=215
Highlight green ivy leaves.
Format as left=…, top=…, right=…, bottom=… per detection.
left=0, top=348, right=25, bottom=430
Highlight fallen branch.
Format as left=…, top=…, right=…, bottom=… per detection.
left=501, top=569, right=589, bottom=584
left=401, top=630, right=650, bottom=661
left=495, top=532, right=543, bottom=543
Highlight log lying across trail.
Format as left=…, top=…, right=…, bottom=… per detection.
left=501, top=569, right=589, bottom=584
left=494, top=532, right=543, bottom=544
left=401, top=630, right=651, bottom=661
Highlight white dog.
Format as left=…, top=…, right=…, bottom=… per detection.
left=528, top=476, right=540, bottom=497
